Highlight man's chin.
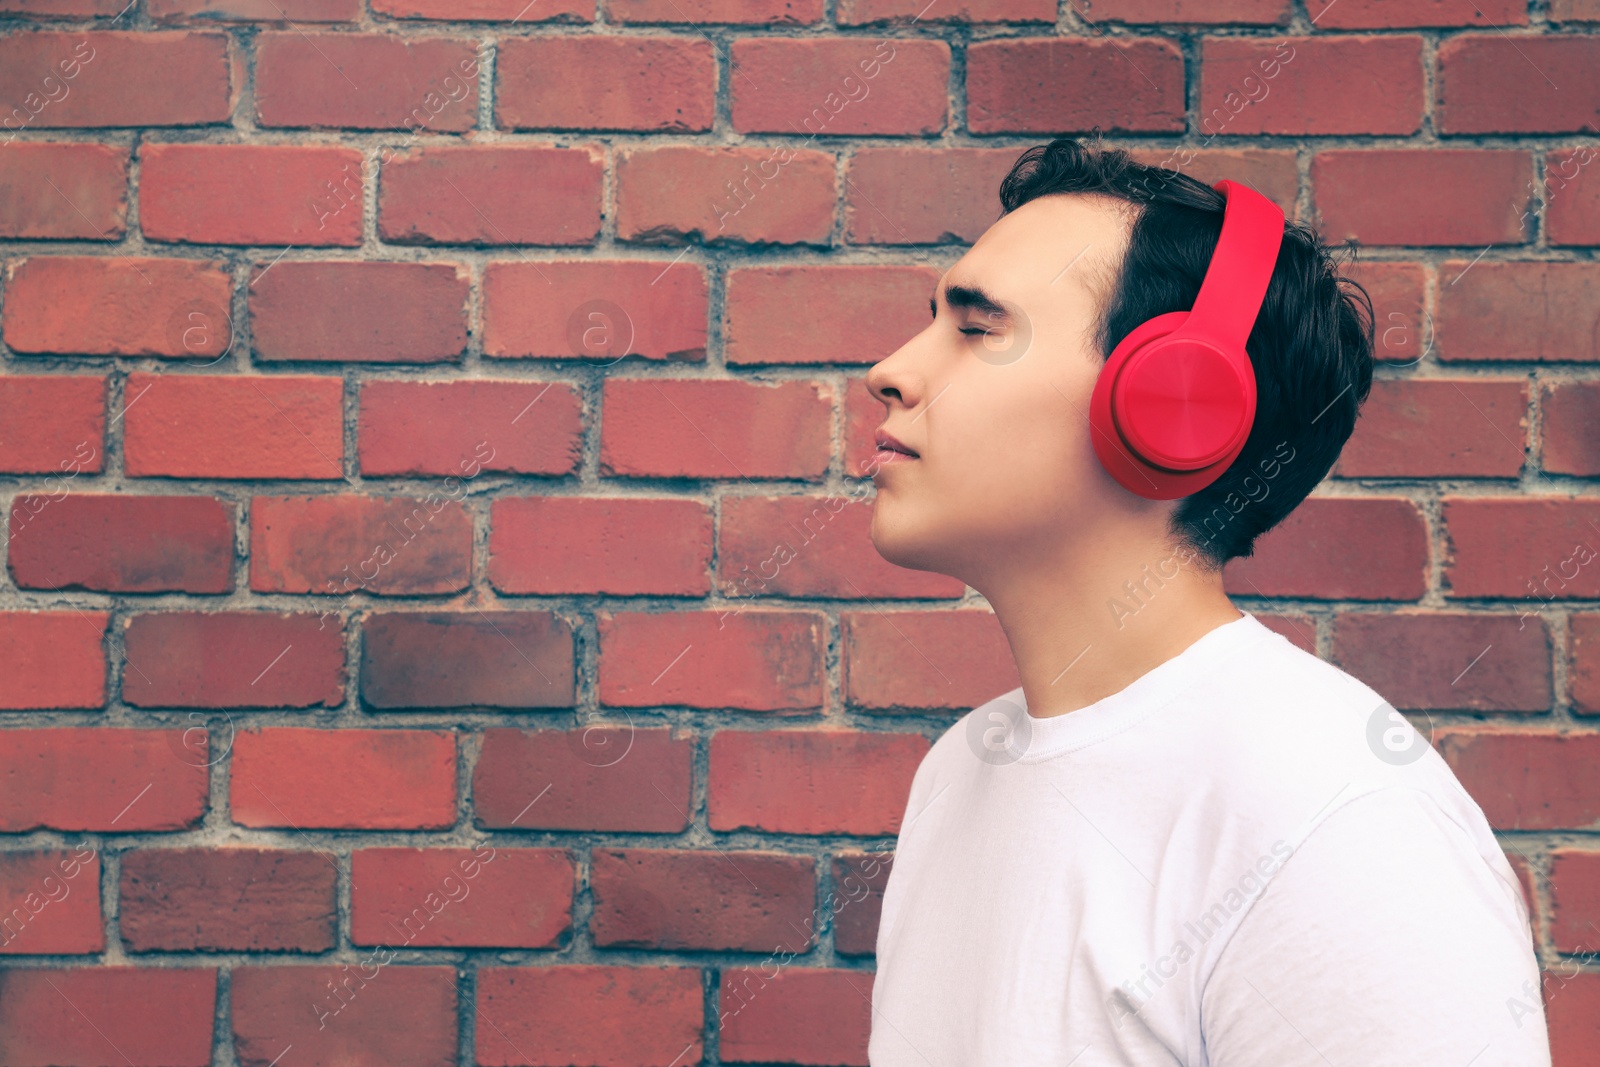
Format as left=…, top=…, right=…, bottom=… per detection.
left=869, top=506, right=945, bottom=574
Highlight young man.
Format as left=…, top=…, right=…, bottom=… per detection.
left=862, top=136, right=1551, bottom=1066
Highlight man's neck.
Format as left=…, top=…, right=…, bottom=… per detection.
left=976, top=536, right=1242, bottom=721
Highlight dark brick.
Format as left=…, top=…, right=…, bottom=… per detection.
left=360, top=611, right=575, bottom=709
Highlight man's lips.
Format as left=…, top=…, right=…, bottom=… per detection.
left=874, top=429, right=920, bottom=459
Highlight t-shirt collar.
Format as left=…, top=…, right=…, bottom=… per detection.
left=998, top=611, right=1275, bottom=763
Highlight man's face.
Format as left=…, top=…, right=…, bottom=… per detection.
left=864, top=193, right=1145, bottom=586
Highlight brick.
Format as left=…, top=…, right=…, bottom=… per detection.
left=474, top=726, right=694, bottom=832
left=9, top=494, right=233, bottom=594
left=1549, top=849, right=1600, bottom=953
left=1436, top=262, right=1600, bottom=363
left=359, top=379, right=582, bottom=476
left=251, top=260, right=469, bottom=363
left=123, top=611, right=346, bottom=709
left=1547, top=147, right=1600, bottom=245
left=477, top=966, right=703, bottom=1067
left=612, top=0, right=820, bottom=21
left=140, top=143, right=364, bottom=246
left=591, top=848, right=816, bottom=951
left=708, top=729, right=928, bottom=835
left=0, top=611, right=107, bottom=710
left=1437, top=36, right=1600, bottom=134
left=844, top=146, right=1016, bottom=244
left=168, top=297, right=241, bottom=364
left=843, top=609, right=1018, bottom=711
left=601, top=378, right=831, bottom=478
left=726, top=265, right=939, bottom=365
left=1547, top=973, right=1600, bottom=1066
left=371, top=0, right=589, bottom=17
left=150, top=0, right=357, bottom=18
left=1081, top=0, right=1290, bottom=22
left=1332, top=612, right=1552, bottom=713
left=840, top=0, right=1052, bottom=21
left=616, top=145, right=836, bottom=246
left=123, top=372, right=343, bottom=479
left=1435, top=728, right=1600, bottom=830
left=966, top=38, right=1185, bottom=135
left=718, top=495, right=967, bottom=599
left=378, top=145, right=602, bottom=245
left=3, top=255, right=232, bottom=358
left=350, top=846, right=573, bottom=948
left=0, top=0, right=126, bottom=12
left=1334, top=260, right=1425, bottom=366
left=831, top=851, right=893, bottom=955
left=0, top=32, right=235, bottom=128
left=731, top=39, right=949, bottom=136
left=1199, top=38, right=1422, bottom=136
left=0, top=375, right=105, bottom=475
left=1551, top=0, right=1600, bottom=20
left=1304, top=0, right=1524, bottom=26
left=119, top=848, right=335, bottom=952
left=600, top=609, right=826, bottom=711
left=360, top=611, right=575, bottom=709
left=1539, top=381, right=1600, bottom=476
left=1222, top=497, right=1430, bottom=601
left=1441, top=498, right=1600, bottom=600
left=0, top=967, right=215, bottom=1066
left=720, top=967, right=873, bottom=1065
left=0, top=141, right=127, bottom=239
left=0, top=848, right=103, bottom=955
left=0, top=729, right=207, bottom=832
left=1333, top=378, right=1528, bottom=478
left=1311, top=151, right=1531, bottom=247
left=483, top=259, right=709, bottom=361
left=254, top=33, right=479, bottom=130
left=250, top=494, right=471, bottom=595
left=230, top=728, right=456, bottom=830
left=489, top=496, right=713, bottom=595
left=1569, top=614, right=1600, bottom=715
left=1125, top=147, right=1300, bottom=215
left=497, top=37, right=714, bottom=132
left=843, top=373, right=880, bottom=480
left=232, top=965, right=458, bottom=1067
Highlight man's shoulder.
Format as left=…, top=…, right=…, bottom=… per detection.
left=1166, top=627, right=1496, bottom=857
left=1200, top=627, right=1411, bottom=769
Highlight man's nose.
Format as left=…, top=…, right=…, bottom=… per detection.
left=866, top=332, right=929, bottom=409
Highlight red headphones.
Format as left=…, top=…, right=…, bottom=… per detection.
left=1088, top=179, right=1285, bottom=501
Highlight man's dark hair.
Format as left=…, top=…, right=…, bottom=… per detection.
left=998, top=134, right=1375, bottom=571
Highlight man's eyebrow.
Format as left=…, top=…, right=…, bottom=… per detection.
left=938, top=283, right=1010, bottom=318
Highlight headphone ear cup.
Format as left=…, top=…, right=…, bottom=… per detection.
left=1089, top=313, right=1256, bottom=501
left=1116, top=339, right=1256, bottom=470
left=1089, top=312, right=1186, bottom=499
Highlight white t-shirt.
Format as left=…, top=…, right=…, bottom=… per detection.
left=869, top=611, right=1550, bottom=1066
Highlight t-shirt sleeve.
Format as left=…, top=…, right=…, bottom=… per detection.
left=1200, top=784, right=1552, bottom=1067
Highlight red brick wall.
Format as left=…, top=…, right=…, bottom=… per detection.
left=1, top=1, right=1598, bottom=1063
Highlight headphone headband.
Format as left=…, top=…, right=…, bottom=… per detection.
left=1183, top=179, right=1287, bottom=352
